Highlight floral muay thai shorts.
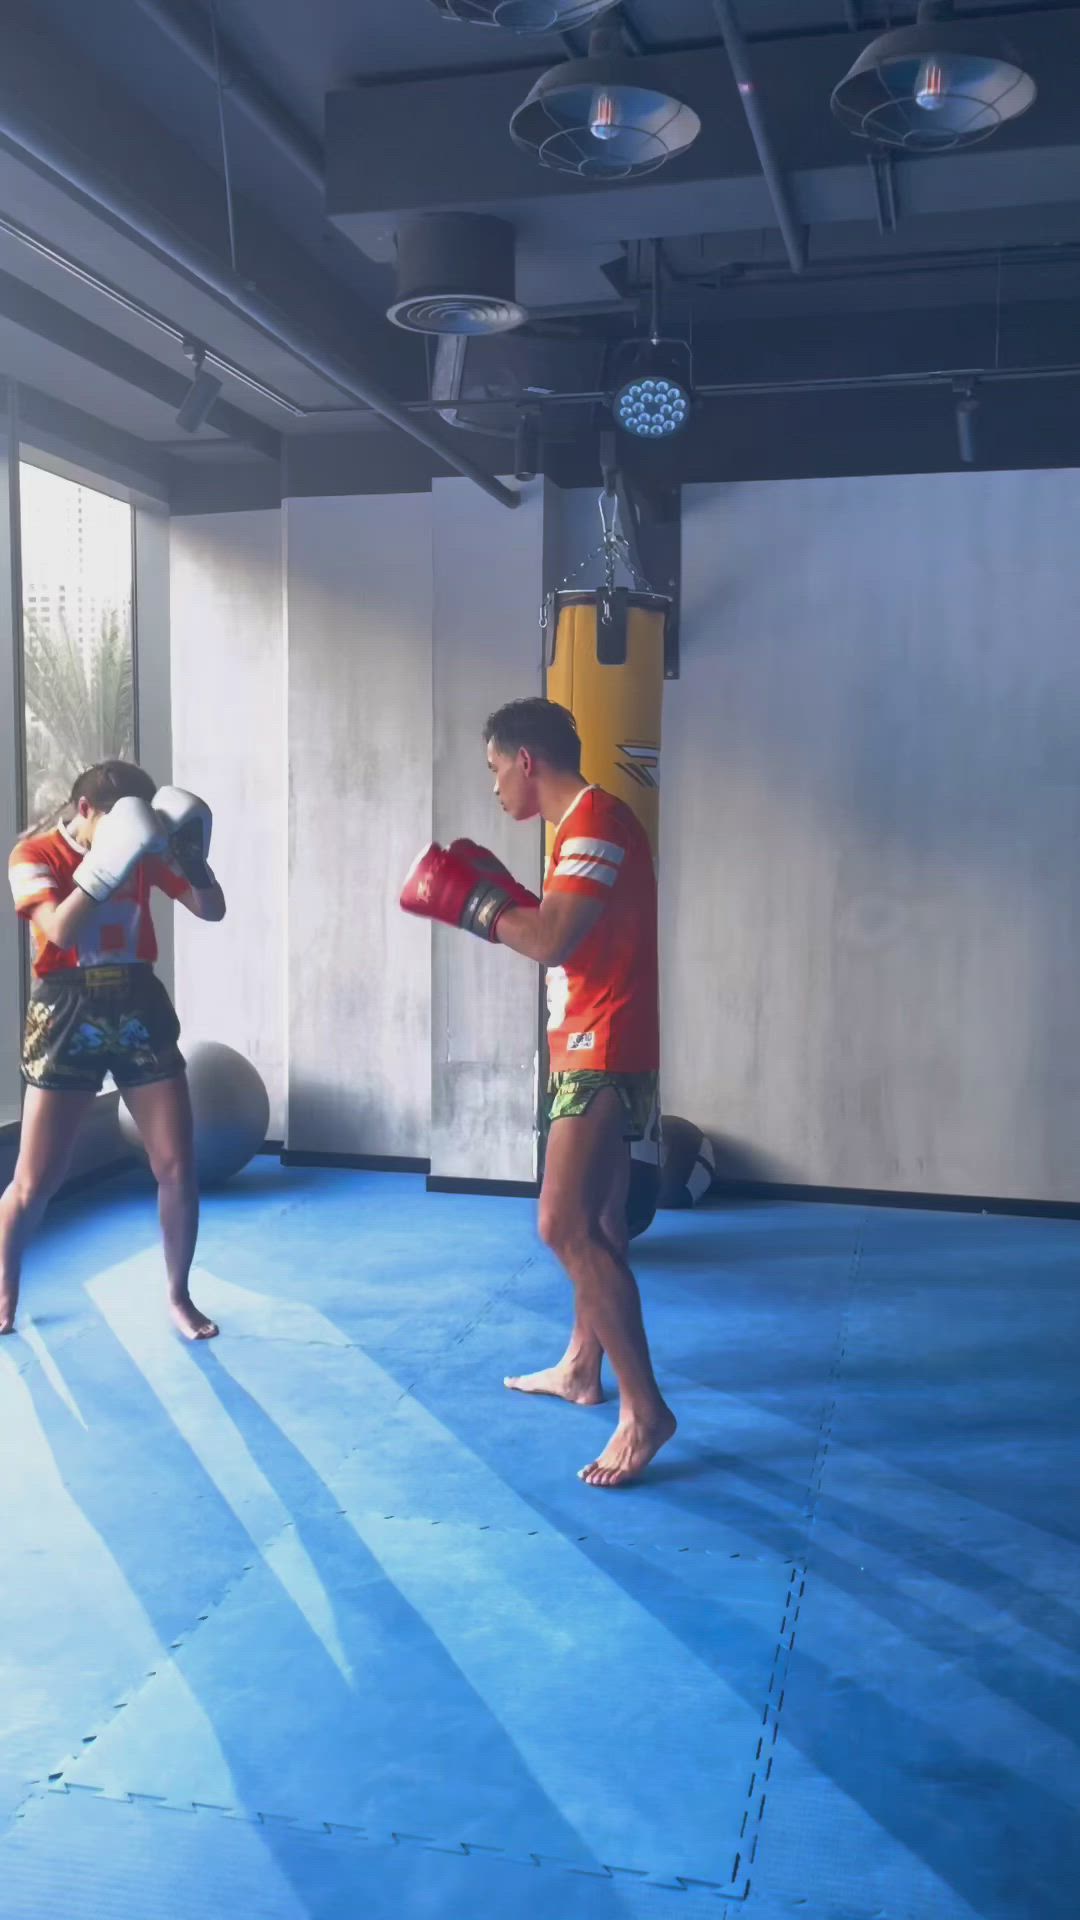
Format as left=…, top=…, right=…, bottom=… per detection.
left=21, top=963, right=185, bottom=1093
left=546, top=1070, right=659, bottom=1143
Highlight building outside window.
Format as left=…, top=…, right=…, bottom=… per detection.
left=20, top=461, right=136, bottom=826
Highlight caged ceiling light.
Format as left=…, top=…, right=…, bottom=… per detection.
left=510, top=30, right=701, bottom=181
left=427, top=1, right=622, bottom=29
left=831, top=0, right=1037, bottom=154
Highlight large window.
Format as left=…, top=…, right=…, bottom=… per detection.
left=20, top=462, right=135, bottom=824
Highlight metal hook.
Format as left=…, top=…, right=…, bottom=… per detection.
left=598, top=485, right=619, bottom=547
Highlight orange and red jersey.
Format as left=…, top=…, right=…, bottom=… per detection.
left=543, top=785, right=659, bottom=1074
left=8, top=819, right=187, bottom=978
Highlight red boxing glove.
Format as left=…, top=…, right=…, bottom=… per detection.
left=400, top=842, right=524, bottom=941
left=448, top=839, right=539, bottom=911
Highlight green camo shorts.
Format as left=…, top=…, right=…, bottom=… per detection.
left=546, top=1070, right=658, bottom=1143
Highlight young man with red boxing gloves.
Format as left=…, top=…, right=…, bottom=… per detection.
left=401, top=698, right=675, bottom=1489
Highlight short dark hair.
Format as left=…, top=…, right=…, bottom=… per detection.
left=20, top=759, right=155, bottom=840
left=484, top=698, right=581, bottom=775
left=70, top=760, right=156, bottom=812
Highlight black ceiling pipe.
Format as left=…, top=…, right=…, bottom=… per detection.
left=132, top=0, right=323, bottom=190
left=0, top=100, right=520, bottom=508
left=709, top=0, right=807, bottom=275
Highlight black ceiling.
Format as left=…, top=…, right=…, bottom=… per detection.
left=0, top=0, right=1077, bottom=507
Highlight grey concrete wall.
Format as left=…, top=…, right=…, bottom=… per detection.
left=0, top=408, right=23, bottom=1127
left=666, top=469, right=1080, bottom=1200
left=169, top=511, right=287, bottom=1137
left=285, top=492, right=432, bottom=1159
left=135, top=504, right=174, bottom=999
left=429, top=476, right=549, bottom=1184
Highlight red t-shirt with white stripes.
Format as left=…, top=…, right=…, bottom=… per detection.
left=8, top=818, right=187, bottom=978
left=543, top=785, right=659, bottom=1074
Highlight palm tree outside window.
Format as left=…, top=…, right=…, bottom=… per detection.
left=19, top=462, right=136, bottom=824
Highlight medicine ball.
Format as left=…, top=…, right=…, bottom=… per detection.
left=658, top=1117, right=717, bottom=1210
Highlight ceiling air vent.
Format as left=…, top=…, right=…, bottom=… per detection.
left=386, top=215, right=527, bottom=336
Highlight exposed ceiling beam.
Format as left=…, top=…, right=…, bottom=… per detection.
left=131, top=0, right=323, bottom=190
left=0, top=209, right=305, bottom=419
left=710, top=0, right=807, bottom=274
left=346, top=5, right=1080, bottom=89
left=0, top=101, right=520, bottom=507
left=1, top=0, right=413, bottom=391
left=14, top=378, right=172, bottom=499
left=613, top=5, right=646, bottom=56
left=0, top=262, right=281, bottom=458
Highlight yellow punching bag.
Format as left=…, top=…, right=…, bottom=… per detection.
left=545, top=587, right=669, bottom=1237
left=545, top=589, right=667, bottom=858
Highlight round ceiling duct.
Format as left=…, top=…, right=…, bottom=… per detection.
left=430, top=331, right=606, bottom=441
left=510, top=33, right=701, bottom=181
left=386, top=214, right=527, bottom=336
left=428, top=1, right=622, bottom=31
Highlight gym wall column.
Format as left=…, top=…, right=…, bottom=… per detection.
left=170, top=511, right=287, bottom=1136
left=285, top=492, right=432, bottom=1161
left=0, top=384, right=23, bottom=1129
left=429, top=475, right=551, bottom=1186
left=134, top=505, right=173, bottom=997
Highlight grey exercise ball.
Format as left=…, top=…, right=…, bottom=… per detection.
left=119, top=1039, right=270, bottom=1188
left=657, top=1116, right=717, bottom=1210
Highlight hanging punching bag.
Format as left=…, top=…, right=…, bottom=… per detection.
left=546, top=587, right=669, bottom=1239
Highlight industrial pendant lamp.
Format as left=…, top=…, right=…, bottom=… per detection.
left=510, top=29, right=701, bottom=181
left=611, top=244, right=692, bottom=440
left=831, top=0, right=1036, bottom=153
left=428, top=0, right=621, bottom=27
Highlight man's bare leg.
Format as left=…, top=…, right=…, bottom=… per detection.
left=121, top=1075, right=217, bottom=1340
left=0, top=1087, right=96, bottom=1333
left=503, top=1127, right=631, bottom=1405
left=510, top=1090, right=675, bottom=1485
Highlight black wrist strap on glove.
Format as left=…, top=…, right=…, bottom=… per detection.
left=461, top=881, right=513, bottom=940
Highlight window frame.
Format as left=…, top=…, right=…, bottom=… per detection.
left=2, top=400, right=161, bottom=1129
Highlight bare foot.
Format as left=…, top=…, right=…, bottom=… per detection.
left=578, top=1404, right=677, bottom=1488
left=504, top=1362, right=604, bottom=1406
left=170, top=1295, right=219, bottom=1341
left=0, top=1287, right=17, bottom=1335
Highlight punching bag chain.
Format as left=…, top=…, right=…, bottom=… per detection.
left=540, top=487, right=655, bottom=633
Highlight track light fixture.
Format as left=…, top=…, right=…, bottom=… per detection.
left=831, top=0, right=1037, bottom=153
left=175, top=338, right=223, bottom=432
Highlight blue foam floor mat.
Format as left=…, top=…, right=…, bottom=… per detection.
left=1, top=1168, right=1078, bottom=1919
